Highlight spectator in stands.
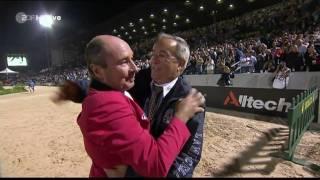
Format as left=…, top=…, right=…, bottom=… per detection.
left=216, top=58, right=234, bottom=86
left=272, top=61, right=291, bottom=89
left=189, top=55, right=197, bottom=74
left=296, top=39, right=308, bottom=56
left=284, top=45, right=304, bottom=71
left=195, top=53, right=204, bottom=74
left=240, top=49, right=257, bottom=73
left=206, top=56, right=215, bottom=74
left=305, top=43, right=320, bottom=71
left=262, top=49, right=276, bottom=72
left=234, top=43, right=245, bottom=63
left=271, top=41, right=284, bottom=66
left=255, top=44, right=268, bottom=73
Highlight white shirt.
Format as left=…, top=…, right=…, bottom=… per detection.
left=124, top=91, right=133, bottom=100
left=153, top=77, right=179, bottom=98
left=272, top=69, right=290, bottom=89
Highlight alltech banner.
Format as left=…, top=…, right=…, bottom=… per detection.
left=193, top=86, right=304, bottom=117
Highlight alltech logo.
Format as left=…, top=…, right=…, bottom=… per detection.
left=223, top=91, right=292, bottom=112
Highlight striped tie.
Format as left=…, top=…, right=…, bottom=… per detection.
left=148, top=85, right=163, bottom=122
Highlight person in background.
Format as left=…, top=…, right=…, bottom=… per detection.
left=272, top=61, right=291, bottom=89
left=27, top=79, right=35, bottom=93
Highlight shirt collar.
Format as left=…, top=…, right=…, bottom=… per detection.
left=152, top=77, right=178, bottom=98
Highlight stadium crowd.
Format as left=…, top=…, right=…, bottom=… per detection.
left=3, top=0, right=319, bottom=86
left=132, top=0, right=320, bottom=75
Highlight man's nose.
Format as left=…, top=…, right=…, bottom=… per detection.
left=151, top=56, right=160, bottom=65
left=130, top=60, right=138, bottom=72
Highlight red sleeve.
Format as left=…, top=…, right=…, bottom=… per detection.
left=83, top=92, right=191, bottom=177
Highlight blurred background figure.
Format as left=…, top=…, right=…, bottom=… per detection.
left=27, top=79, right=35, bottom=93
left=272, top=62, right=291, bottom=89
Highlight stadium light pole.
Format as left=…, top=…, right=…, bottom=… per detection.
left=39, top=15, right=53, bottom=71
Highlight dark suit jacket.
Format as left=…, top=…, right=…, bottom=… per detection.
left=128, top=69, right=205, bottom=177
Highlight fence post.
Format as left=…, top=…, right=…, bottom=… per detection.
left=316, top=89, right=320, bottom=124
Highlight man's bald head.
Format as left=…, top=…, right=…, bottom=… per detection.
left=85, top=35, right=130, bottom=75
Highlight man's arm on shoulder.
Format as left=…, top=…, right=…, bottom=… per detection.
left=52, top=80, right=89, bottom=104
left=167, top=111, right=205, bottom=177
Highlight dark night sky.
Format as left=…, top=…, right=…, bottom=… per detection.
left=0, top=0, right=280, bottom=71
left=0, top=0, right=145, bottom=71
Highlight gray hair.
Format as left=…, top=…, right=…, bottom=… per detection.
left=84, top=38, right=106, bottom=76
left=157, top=33, right=190, bottom=68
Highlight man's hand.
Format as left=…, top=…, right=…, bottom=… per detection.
left=51, top=80, right=84, bottom=104
left=174, top=88, right=205, bottom=123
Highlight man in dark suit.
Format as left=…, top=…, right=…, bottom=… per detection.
left=132, top=33, right=205, bottom=177
left=54, top=33, right=205, bottom=178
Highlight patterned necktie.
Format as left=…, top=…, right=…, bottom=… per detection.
left=148, top=85, right=163, bottom=122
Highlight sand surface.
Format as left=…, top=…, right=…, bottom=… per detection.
left=0, top=86, right=319, bottom=177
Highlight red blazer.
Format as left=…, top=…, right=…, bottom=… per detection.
left=77, top=89, right=190, bottom=177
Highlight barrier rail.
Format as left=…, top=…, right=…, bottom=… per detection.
left=284, top=87, right=320, bottom=171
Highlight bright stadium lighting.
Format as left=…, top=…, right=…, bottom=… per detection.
left=139, top=18, right=143, bottom=23
left=163, top=8, right=168, bottom=14
left=150, top=14, right=155, bottom=19
left=113, top=29, right=118, bottom=33
left=217, top=0, right=223, bottom=4
left=125, top=32, right=129, bottom=35
left=132, top=29, right=136, bottom=33
left=120, top=26, right=125, bottom=30
left=173, top=22, right=177, bottom=27
left=141, top=26, right=145, bottom=30
left=184, top=0, right=192, bottom=6
left=129, top=22, right=134, bottom=27
left=162, top=19, right=166, bottom=23
left=175, top=14, right=180, bottom=19
left=144, top=31, right=148, bottom=35
left=229, top=4, right=234, bottom=10
left=185, top=18, right=190, bottom=23
left=199, top=6, right=204, bottom=11
left=39, top=14, right=53, bottom=28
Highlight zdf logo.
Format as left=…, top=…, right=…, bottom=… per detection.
left=16, top=12, right=61, bottom=24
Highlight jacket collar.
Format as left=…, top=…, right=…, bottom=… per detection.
left=160, top=76, right=191, bottom=103
left=90, top=78, right=114, bottom=91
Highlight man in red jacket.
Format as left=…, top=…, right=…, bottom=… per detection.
left=76, top=35, right=205, bottom=177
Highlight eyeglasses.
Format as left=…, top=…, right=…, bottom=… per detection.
left=150, top=51, right=178, bottom=62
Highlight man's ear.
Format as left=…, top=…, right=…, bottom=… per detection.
left=90, top=64, right=101, bottom=78
left=178, top=60, right=186, bottom=73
